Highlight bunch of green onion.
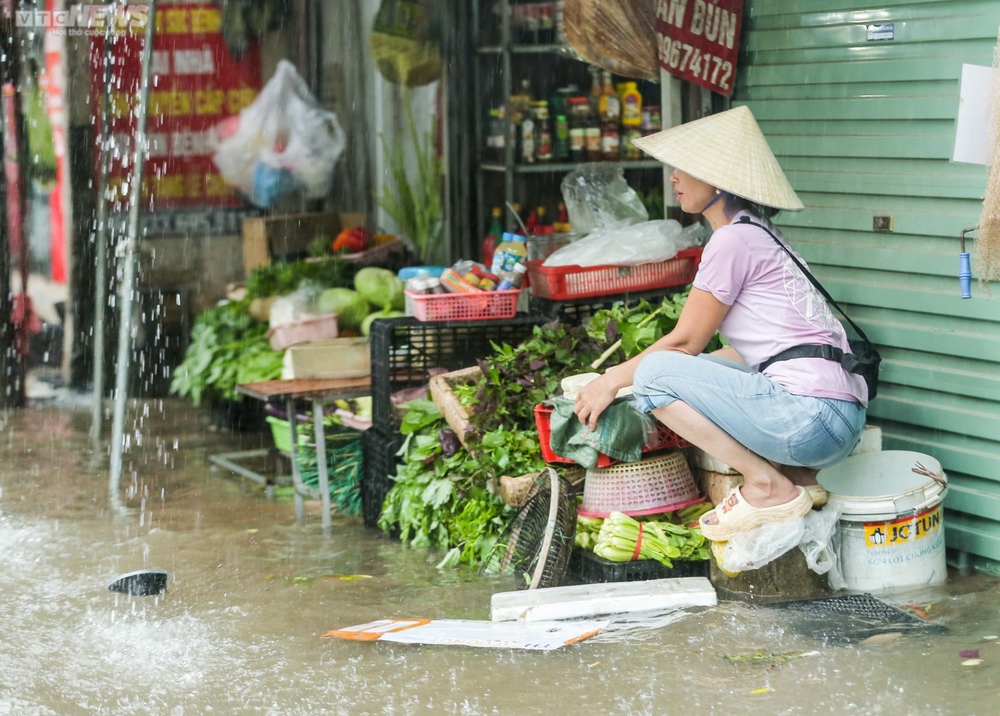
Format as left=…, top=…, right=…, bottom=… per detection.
left=592, top=511, right=710, bottom=567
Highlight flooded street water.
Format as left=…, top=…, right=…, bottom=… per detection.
left=2, top=400, right=999, bottom=715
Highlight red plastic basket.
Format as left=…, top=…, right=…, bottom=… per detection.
left=534, top=403, right=690, bottom=468
left=406, top=289, right=520, bottom=322
left=526, top=247, right=703, bottom=300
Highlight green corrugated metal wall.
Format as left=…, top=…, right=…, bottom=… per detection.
left=736, top=1, right=1000, bottom=572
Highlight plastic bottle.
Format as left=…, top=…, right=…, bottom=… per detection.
left=554, top=113, right=570, bottom=161
left=491, top=232, right=528, bottom=274
left=482, top=206, right=503, bottom=268
left=533, top=101, right=552, bottom=162
left=620, top=81, right=642, bottom=127
left=598, top=70, right=620, bottom=123
left=497, top=262, right=528, bottom=290
left=524, top=209, right=540, bottom=235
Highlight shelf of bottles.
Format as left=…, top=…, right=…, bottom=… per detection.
left=472, top=0, right=666, bottom=250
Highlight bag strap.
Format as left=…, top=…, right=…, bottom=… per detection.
left=736, top=216, right=875, bottom=348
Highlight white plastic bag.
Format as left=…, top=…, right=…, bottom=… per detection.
left=542, top=219, right=699, bottom=268
left=722, top=518, right=805, bottom=573
left=721, top=507, right=847, bottom=590
left=211, top=60, right=346, bottom=207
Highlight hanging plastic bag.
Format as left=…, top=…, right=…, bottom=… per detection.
left=560, top=164, right=648, bottom=234
left=542, top=219, right=700, bottom=268
left=211, top=60, right=346, bottom=208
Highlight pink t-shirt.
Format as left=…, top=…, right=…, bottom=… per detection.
left=692, top=211, right=868, bottom=405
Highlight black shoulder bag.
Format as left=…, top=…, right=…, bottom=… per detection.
left=737, top=216, right=882, bottom=400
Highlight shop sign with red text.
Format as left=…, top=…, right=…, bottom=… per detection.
left=90, top=3, right=261, bottom=229
left=656, top=0, right=743, bottom=97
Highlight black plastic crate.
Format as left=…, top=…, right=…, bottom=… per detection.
left=569, top=548, right=710, bottom=584
left=360, top=427, right=405, bottom=528
left=369, top=315, right=547, bottom=432
left=768, top=593, right=943, bottom=643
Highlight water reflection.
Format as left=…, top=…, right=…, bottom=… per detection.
left=1, top=400, right=999, bottom=714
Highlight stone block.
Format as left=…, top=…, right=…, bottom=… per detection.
left=709, top=545, right=832, bottom=603
left=695, top=468, right=742, bottom=506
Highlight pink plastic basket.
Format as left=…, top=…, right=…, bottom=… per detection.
left=579, top=452, right=704, bottom=518
left=266, top=313, right=339, bottom=350
left=407, top=289, right=520, bottom=322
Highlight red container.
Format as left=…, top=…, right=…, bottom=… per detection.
left=534, top=403, right=690, bottom=468
left=526, top=246, right=703, bottom=301
left=407, top=289, right=520, bottom=322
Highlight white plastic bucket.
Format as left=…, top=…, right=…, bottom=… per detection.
left=817, top=450, right=948, bottom=593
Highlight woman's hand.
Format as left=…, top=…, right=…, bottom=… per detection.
left=573, top=373, right=620, bottom=432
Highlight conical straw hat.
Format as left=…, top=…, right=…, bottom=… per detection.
left=632, top=106, right=804, bottom=211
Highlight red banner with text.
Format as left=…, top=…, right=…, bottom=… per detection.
left=90, top=3, right=261, bottom=217
left=656, top=0, right=743, bottom=97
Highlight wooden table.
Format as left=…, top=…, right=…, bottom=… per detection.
left=234, top=378, right=371, bottom=534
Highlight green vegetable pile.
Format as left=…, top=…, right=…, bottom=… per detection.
left=585, top=289, right=725, bottom=363
left=379, top=400, right=540, bottom=568
left=377, top=292, right=720, bottom=570
left=246, top=258, right=351, bottom=300
left=170, top=300, right=283, bottom=405
left=295, top=414, right=364, bottom=516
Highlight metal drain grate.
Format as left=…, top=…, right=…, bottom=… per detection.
left=767, top=593, right=942, bottom=643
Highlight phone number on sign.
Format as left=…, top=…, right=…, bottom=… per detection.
left=658, top=36, right=733, bottom=91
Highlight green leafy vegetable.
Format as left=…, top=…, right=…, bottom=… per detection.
left=170, top=300, right=283, bottom=406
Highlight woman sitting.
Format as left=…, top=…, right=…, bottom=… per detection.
left=573, top=106, right=868, bottom=542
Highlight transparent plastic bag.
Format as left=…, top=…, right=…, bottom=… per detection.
left=542, top=219, right=698, bottom=268
left=721, top=507, right=846, bottom=589
left=212, top=60, right=345, bottom=208
left=722, top=518, right=805, bottom=574
left=268, top=284, right=322, bottom=328
left=560, top=164, right=648, bottom=234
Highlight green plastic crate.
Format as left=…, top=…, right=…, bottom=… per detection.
left=266, top=416, right=307, bottom=455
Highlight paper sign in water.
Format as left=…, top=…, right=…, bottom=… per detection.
left=324, top=618, right=608, bottom=651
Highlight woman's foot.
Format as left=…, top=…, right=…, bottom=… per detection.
left=775, top=465, right=827, bottom=507
left=699, top=486, right=813, bottom=541
left=701, top=479, right=800, bottom=526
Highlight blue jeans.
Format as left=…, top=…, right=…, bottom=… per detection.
left=632, top=352, right=866, bottom=469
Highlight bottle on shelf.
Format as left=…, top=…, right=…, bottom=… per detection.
left=641, top=105, right=662, bottom=135
left=553, top=202, right=571, bottom=233
left=486, top=108, right=505, bottom=162
left=567, top=95, right=590, bottom=163
left=585, top=118, right=602, bottom=161
left=521, top=107, right=536, bottom=164
left=554, top=113, right=570, bottom=161
left=537, top=3, right=555, bottom=44
left=533, top=101, right=553, bottom=163
left=511, top=79, right=533, bottom=161
left=524, top=208, right=540, bottom=235
left=588, top=65, right=602, bottom=117
left=601, top=118, right=620, bottom=162
left=598, top=70, right=621, bottom=124
left=482, top=206, right=503, bottom=269
left=620, top=81, right=643, bottom=160
left=536, top=205, right=553, bottom=235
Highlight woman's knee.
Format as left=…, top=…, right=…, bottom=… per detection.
left=633, top=351, right=695, bottom=395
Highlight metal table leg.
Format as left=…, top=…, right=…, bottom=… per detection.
left=288, top=398, right=306, bottom=520
left=313, top=397, right=332, bottom=536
